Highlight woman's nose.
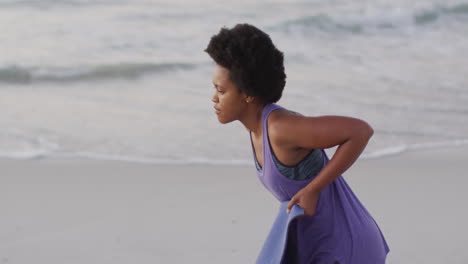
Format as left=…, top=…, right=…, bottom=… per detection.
left=211, top=92, right=218, bottom=103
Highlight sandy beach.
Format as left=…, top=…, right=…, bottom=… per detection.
left=1, top=146, right=467, bottom=264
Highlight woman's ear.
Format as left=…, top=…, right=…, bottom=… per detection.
left=244, top=95, right=255, bottom=103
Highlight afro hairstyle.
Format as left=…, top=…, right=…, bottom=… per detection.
left=204, top=23, right=286, bottom=104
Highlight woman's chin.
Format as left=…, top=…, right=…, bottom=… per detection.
left=218, top=118, right=228, bottom=124
left=217, top=115, right=232, bottom=124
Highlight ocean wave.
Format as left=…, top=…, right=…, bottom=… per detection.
left=362, top=138, right=468, bottom=159
left=0, top=62, right=197, bottom=84
left=269, top=3, right=468, bottom=34
left=0, top=0, right=126, bottom=9
left=0, top=130, right=60, bottom=159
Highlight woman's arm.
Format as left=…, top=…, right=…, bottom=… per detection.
left=271, top=114, right=374, bottom=193
left=273, top=114, right=373, bottom=215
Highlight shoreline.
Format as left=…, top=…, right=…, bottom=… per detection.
left=1, top=140, right=468, bottom=166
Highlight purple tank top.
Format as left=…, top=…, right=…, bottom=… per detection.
left=250, top=103, right=390, bottom=264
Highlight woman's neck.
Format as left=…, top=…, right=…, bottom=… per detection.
left=240, top=102, right=266, bottom=135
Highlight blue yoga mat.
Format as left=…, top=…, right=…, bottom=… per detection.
left=256, top=201, right=305, bottom=264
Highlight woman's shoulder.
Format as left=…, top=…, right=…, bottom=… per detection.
left=267, top=108, right=308, bottom=149
left=267, top=107, right=307, bottom=129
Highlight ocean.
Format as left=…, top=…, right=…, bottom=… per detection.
left=1, top=0, right=467, bottom=165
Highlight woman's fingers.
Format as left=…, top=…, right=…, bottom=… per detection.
left=286, top=197, right=297, bottom=214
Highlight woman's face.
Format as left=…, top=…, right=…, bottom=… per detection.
left=211, top=64, right=248, bottom=124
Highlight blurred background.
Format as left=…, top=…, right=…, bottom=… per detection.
left=1, top=0, right=467, bottom=165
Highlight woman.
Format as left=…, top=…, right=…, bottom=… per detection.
left=205, top=23, right=390, bottom=264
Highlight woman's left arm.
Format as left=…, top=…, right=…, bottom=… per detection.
left=272, top=115, right=374, bottom=214
left=304, top=117, right=373, bottom=193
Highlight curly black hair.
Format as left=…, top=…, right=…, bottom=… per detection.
left=204, top=23, right=286, bottom=104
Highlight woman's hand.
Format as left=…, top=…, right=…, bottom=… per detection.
left=286, top=187, right=320, bottom=216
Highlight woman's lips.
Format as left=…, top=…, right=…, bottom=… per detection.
left=213, top=106, right=221, bottom=114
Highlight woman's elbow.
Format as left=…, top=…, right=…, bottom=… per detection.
left=355, top=120, right=374, bottom=139
left=363, top=122, right=374, bottom=138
